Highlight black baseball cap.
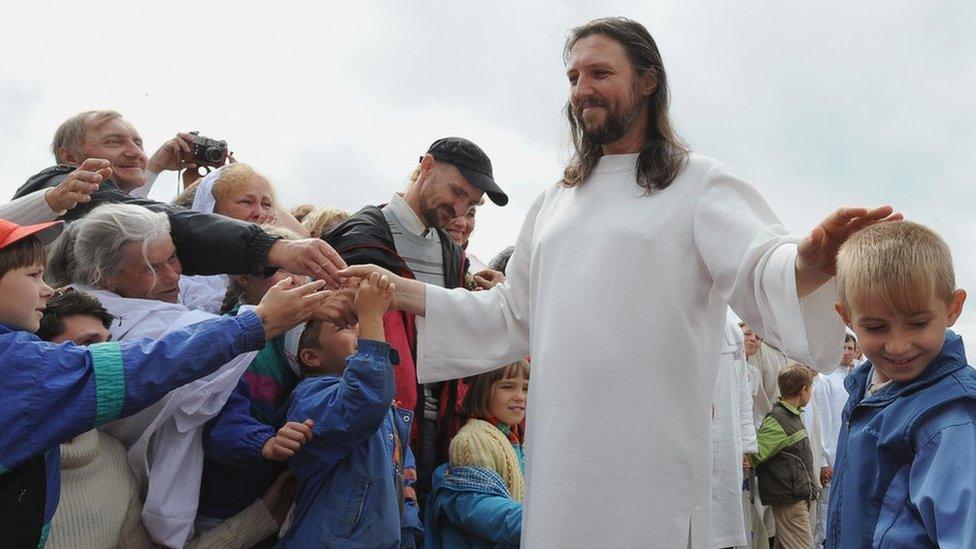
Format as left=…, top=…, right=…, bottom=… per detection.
left=421, top=137, right=508, bottom=206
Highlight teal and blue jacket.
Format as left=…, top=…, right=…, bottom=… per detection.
left=0, top=312, right=265, bottom=548
left=826, top=331, right=976, bottom=547
left=424, top=464, right=522, bottom=549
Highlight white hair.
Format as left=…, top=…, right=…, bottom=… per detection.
left=67, top=203, right=172, bottom=289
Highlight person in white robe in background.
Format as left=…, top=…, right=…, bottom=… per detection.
left=340, top=17, right=897, bottom=547
left=712, top=312, right=758, bottom=548
left=811, top=334, right=857, bottom=544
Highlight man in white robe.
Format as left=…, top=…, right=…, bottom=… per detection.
left=340, top=17, right=897, bottom=547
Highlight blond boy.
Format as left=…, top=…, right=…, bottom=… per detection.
left=825, top=221, right=973, bottom=548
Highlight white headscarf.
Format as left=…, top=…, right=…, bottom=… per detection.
left=189, top=167, right=224, bottom=214
left=181, top=167, right=229, bottom=314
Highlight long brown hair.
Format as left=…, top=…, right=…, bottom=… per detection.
left=562, top=17, right=689, bottom=193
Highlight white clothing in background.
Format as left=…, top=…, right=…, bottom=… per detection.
left=711, top=312, right=758, bottom=547
left=88, top=288, right=256, bottom=548
left=415, top=153, right=844, bottom=547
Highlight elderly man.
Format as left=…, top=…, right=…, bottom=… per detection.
left=325, top=136, right=508, bottom=495
left=14, top=110, right=344, bottom=283
left=341, top=17, right=899, bottom=547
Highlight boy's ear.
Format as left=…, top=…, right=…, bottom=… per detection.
left=834, top=301, right=852, bottom=328
left=298, top=348, right=321, bottom=369
left=946, top=289, right=967, bottom=327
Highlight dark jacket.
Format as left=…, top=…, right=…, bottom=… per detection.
left=325, top=205, right=468, bottom=463
left=16, top=166, right=278, bottom=276
left=825, top=331, right=976, bottom=548
left=753, top=401, right=817, bottom=506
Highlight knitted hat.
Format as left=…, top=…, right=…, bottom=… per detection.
left=449, top=419, right=525, bottom=501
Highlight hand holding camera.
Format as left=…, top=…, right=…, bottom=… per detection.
left=147, top=131, right=229, bottom=175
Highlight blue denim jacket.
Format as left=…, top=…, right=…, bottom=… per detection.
left=826, top=331, right=976, bottom=547
left=279, top=339, right=421, bottom=548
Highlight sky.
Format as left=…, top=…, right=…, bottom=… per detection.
left=2, top=1, right=975, bottom=337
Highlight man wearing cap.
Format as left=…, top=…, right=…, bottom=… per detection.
left=325, top=136, right=507, bottom=496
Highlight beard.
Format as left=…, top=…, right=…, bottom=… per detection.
left=420, top=201, right=454, bottom=229
left=574, top=91, right=644, bottom=148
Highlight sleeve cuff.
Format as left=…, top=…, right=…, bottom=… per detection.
left=356, top=338, right=393, bottom=362
left=247, top=229, right=282, bottom=276
left=235, top=311, right=267, bottom=351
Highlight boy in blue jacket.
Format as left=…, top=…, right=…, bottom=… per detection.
left=0, top=217, right=330, bottom=548
left=280, top=271, right=422, bottom=548
left=826, top=220, right=975, bottom=548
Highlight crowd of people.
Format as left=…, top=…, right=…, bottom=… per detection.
left=1, top=15, right=974, bottom=549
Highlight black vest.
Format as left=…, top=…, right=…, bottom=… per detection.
left=0, top=454, right=47, bottom=547
left=757, top=402, right=818, bottom=506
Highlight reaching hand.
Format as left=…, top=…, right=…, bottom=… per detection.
left=473, top=268, right=505, bottom=290
left=262, top=419, right=314, bottom=461
left=820, top=465, right=833, bottom=486
left=45, top=158, right=112, bottom=212
left=355, top=271, right=396, bottom=322
left=311, top=287, right=358, bottom=328
left=147, top=132, right=197, bottom=173
left=253, top=277, right=330, bottom=339
left=266, top=239, right=348, bottom=288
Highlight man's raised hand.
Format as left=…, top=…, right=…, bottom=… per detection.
left=45, top=158, right=112, bottom=213
left=147, top=132, right=197, bottom=173
left=265, top=238, right=348, bottom=288
left=795, top=205, right=903, bottom=296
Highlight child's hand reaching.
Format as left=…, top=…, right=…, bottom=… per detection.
left=261, top=419, right=315, bottom=461
left=354, top=272, right=396, bottom=342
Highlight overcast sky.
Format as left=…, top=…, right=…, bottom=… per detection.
left=3, top=1, right=975, bottom=337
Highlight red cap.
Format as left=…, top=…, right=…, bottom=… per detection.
left=0, top=218, right=64, bottom=250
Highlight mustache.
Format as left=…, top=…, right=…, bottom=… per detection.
left=574, top=99, right=609, bottom=116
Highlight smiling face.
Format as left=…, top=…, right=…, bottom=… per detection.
left=487, top=372, right=529, bottom=426
left=104, top=236, right=182, bottom=303
left=836, top=290, right=966, bottom=383
left=407, top=159, right=484, bottom=229
left=566, top=34, right=654, bottom=151
left=740, top=324, right=760, bottom=358
left=0, top=263, right=53, bottom=332
left=445, top=206, right=476, bottom=248
left=62, top=116, right=148, bottom=193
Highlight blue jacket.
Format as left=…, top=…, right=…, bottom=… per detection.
left=826, top=331, right=976, bottom=548
left=198, top=379, right=282, bottom=519
left=424, top=464, right=522, bottom=549
left=278, top=339, right=422, bottom=548
left=0, top=313, right=265, bottom=548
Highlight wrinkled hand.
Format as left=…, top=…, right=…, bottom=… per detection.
left=266, top=238, right=348, bottom=287
left=820, top=465, right=833, bottom=486
left=45, top=158, right=111, bottom=212
left=311, top=287, right=358, bottom=328
left=260, top=470, right=297, bottom=527
left=262, top=419, right=314, bottom=461
left=356, top=272, right=396, bottom=321
left=147, top=132, right=197, bottom=173
left=473, top=268, right=505, bottom=290
left=253, top=277, right=330, bottom=339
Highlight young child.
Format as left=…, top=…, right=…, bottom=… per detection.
left=0, top=217, right=328, bottom=547
left=826, top=220, right=974, bottom=547
left=280, top=271, right=423, bottom=547
left=750, top=363, right=818, bottom=549
left=425, top=361, right=529, bottom=548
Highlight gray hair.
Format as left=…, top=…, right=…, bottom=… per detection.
left=51, top=110, right=123, bottom=163
left=63, top=204, right=172, bottom=289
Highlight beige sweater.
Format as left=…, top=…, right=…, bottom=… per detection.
left=47, top=429, right=278, bottom=548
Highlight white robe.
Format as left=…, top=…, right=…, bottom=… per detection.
left=416, top=153, right=844, bottom=547
left=87, top=288, right=257, bottom=548
left=711, top=313, right=758, bottom=547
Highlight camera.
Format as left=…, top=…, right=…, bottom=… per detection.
left=187, top=131, right=228, bottom=167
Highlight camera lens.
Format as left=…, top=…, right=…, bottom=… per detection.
left=205, top=147, right=223, bottom=163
